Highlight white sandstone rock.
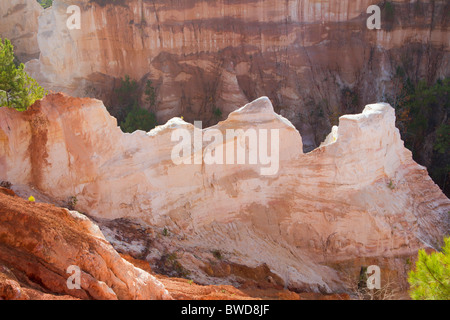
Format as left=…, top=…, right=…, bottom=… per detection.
left=0, top=94, right=448, bottom=290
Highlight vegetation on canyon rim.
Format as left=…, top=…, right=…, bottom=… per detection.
left=106, top=71, right=449, bottom=195
left=107, top=75, right=158, bottom=133
left=0, top=38, right=46, bottom=111
left=388, top=73, right=450, bottom=196
left=408, top=236, right=450, bottom=300
left=38, top=0, right=53, bottom=9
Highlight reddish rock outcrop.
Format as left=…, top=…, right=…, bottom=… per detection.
left=0, top=187, right=171, bottom=300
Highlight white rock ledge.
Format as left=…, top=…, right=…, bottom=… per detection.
left=1, top=93, right=448, bottom=291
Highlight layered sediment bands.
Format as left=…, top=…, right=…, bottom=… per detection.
left=1, top=94, right=448, bottom=291
left=12, top=0, right=448, bottom=149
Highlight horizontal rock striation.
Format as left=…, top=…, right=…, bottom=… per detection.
left=1, top=94, right=448, bottom=291
left=0, top=187, right=171, bottom=300
left=1, top=0, right=446, bottom=149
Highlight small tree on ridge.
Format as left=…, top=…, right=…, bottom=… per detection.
left=0, top=38, right=46, bottom=111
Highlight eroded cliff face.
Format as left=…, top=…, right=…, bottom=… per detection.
left=0, top=187, right=171, bottom=300
left=0, top=0, right=42, bottom=62
left=12, top=0, right=448, bottom=150
left=1, top=94, right=448, bottom=292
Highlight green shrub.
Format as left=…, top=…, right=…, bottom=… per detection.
left=120, top=103, right=157, bottom=133
left=384, top=1, right=395, bottom=20
left=108, top=75, right=158, bottom=133
left=0, top=38, right=46, bottom=111
left=107, top=75, right=139, bottom=123
left=213, top=107, right=222, bottom=119
left=38, top=0, right=53, bottom=9
left=158, top=252, right=191, bottom=279
left=67, top=196, right=78, bottom=210
left=434, top=124, right=450, bottom=154
left=408, top=237, right=450, bottom=300
left=387, top=179, right=395, bottom=190
left=144, top=80, right=156, bottom=108
left=115, top=75, right=139, bottom=108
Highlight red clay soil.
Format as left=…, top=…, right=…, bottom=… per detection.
left=0, top=187, right=79, bottom=300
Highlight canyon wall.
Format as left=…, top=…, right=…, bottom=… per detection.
left=1, top=0, right=447, bottom=150
left=1, top=94, right=448, bottom=291
left=0, top=1, right=448, bottom=291
left=0, top=0, right=42, bottom=61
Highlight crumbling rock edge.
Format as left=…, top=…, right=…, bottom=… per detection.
left=0, top=187, right=172, bottom=300
left=0, top=93, right=449, bottom=293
